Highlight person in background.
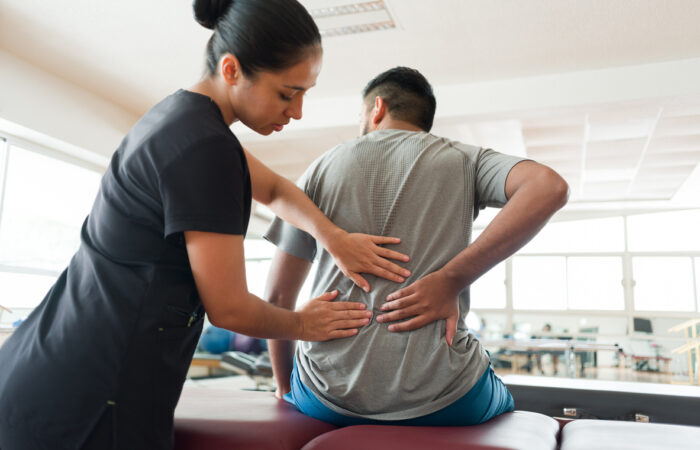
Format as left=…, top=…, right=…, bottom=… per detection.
left=0, top=2, right=410, bottom=449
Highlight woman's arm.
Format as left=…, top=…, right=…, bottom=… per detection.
left=186, top=231, right=371, bottom=340
left=245, top=149, right=410, bottom=292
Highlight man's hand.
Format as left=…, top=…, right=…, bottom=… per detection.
left=296, top=290, right=372, bottom=341
left=376, top=270, right=460, bottom=346
left=274, top=389, right=288, bottom=401
left=326, top=231, right=411, bottom=292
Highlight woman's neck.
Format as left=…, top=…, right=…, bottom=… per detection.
left=189, top=78, right=236, bottom=126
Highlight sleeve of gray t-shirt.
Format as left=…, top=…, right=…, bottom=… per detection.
left=263, top=162, right=319, bottom=262
left=474, top=147, right=527, bottom=209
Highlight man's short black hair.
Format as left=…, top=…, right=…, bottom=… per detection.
left=361, top=67, right=436, bottom=132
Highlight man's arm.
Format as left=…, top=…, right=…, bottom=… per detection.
left=263, top=248, right=313, bottom=399
left=376, top=161, right=569, bottom=344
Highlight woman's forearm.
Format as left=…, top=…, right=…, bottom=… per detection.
left=209, top=291, right=304, bottom=340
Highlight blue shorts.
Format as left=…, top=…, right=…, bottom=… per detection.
left=283, top=359, right=514, bottom=427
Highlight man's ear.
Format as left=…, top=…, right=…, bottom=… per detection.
left=219, top=53, right=242, bottom=86
left=371, top=96, right=387, bottom=125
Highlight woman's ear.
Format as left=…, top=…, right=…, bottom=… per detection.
left=219, top=53, right=242, bottom=86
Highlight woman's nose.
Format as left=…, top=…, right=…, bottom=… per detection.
left=286, top=95, right=303, bottom=120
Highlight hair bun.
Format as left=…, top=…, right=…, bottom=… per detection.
left=193, top=0, right=234, bottom=30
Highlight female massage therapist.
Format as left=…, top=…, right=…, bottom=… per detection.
left=0, top=1, right=411, bottom=448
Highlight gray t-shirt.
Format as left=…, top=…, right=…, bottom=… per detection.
left=265, top=129, right=524, bottom=420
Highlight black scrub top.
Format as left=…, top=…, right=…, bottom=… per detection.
left=0, top=90, right=251, bottom=449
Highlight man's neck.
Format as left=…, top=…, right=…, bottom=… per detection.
left=374, top=119, right=424, bottom=133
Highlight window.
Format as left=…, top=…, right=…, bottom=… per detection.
left=471, top=261, right=506, bottom=309
left=520, top=217, right=624, bottom=253
left=696, top=258, right=700, bottom=312
left=0, top=272, right=56, bottom=310
left=0, top=145, right=101, bottom=271
left=567, top=257, right=624, bottom=310
left=512, top=256, right=625, bottom=311
left=0, top=137, right=102, bottom=325
left=627, top=210, right=700, bottom=252
left=512, top=256, right=567, bottom=310
left=632, top=257, right=696, bottom=312
left=243, top=238, right=314, bottom=305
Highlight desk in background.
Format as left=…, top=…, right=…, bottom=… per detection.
left=483, top=338, right=622, bottom=378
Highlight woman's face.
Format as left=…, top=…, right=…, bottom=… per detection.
left=231, top=49, right=322, bottom=135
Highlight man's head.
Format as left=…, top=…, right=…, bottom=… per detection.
left=360, top=67, right=436, bottom=135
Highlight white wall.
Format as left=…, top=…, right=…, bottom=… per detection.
left=0, top=49, right=139, bottom=166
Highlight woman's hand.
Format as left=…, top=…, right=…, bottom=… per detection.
left=326, top=230, right=411, bottom=292
left=297, top=290, right=372, bottom=341
left=376, top=270, right=460, bottom=346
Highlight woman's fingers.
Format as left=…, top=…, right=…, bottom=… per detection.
left=369, top=235, right=402, bottom=246
left=333, top=318, right=370, bottom=329
left=371, top=256, right=411, bottom=278
left=374, top=246, right=410, bottom=263
left=328, top=329, right=360, bottom=339
left=347, top=272, right=370, bottom=292
left=366, top=265, right=405, bottom=284
left=314, top=290, right=339, bottom=302
left=330, top=301, right=369, bottom=311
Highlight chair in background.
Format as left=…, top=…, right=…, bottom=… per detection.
left=669, top=318, right=700, bottom=385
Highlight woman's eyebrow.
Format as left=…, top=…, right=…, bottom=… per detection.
left=283, top=83, right=316, bottom=91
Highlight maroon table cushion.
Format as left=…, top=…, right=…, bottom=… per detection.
left=560, top=419, right=700, bottom=450
left=174, top=386, right=337, bottom=450
left=301, top=411, right=559, bottom=450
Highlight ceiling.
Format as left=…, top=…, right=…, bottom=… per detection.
left=1, top=0, right=700, bottom=215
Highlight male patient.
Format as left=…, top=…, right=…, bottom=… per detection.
left=263, top=67, right=568, bottom=426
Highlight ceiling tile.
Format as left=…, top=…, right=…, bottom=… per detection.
left=587, top=116, right=657, bottom=141
left=586, top=155, right=639, bottom=170
left=647, top=135, right=700, bottom=153
left=642, top=150, right=700, bottom=167
left=654, top=114, right=700, bottom=137
left=526, top=144, right=580, bottom=161
left=586, top=138, right=645, bottom=159
left=522, top=125, right=584, bottom=146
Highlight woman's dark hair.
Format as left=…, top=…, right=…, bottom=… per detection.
left=193, top=0, right=321, bottom=77
left=362, top=67, right=436, bottom=132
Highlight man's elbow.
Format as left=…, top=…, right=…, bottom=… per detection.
left=265, top=290, right=296, bottom=310
left=541, top=166, right=570, bottom=210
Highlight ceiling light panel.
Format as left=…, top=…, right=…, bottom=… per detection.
left=308, top=1, right=396, bottom=37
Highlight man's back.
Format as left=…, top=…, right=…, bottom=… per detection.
left=266, top=129, right=523, bottom=420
